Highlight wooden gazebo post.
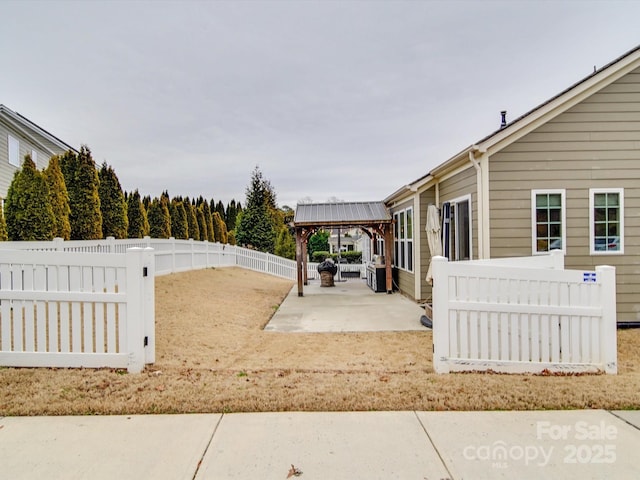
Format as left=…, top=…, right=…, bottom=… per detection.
left=296, top=227, right=304, bottom=297
left=296, top=227, right=312, bottom=296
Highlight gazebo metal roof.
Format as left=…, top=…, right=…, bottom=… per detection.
left=293, top=201, right=394, bottom=296
left=294, top=201, right=391, bottom=227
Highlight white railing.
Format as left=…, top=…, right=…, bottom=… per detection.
left=0, top=248, right=154, bottom=373
left=431, top=251, right=617, bottom=375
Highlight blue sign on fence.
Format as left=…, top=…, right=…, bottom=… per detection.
left=583, top=272, right=597, bottom=283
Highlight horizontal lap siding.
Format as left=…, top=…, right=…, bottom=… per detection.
left=0, top=122, right=61, bottom=199
left=489, top=67, right=640, bottom=321
left=420, top=188, right=436, bottom=301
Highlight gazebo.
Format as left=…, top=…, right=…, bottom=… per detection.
left=293, top=202, right=394, bottom=296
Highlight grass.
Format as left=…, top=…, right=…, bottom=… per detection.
left=0, top=267, right=639, bottom=415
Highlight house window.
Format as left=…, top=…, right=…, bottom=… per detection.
left=8, top=134, right=19, bottom=167
left=442, top=195, right=472, bottom=261
left=590, top=188, right=623, bottom=254
left=532, top=189, right=565, bottom=254
left=393, top=207, right=413, bottom=271
left=31, top=149, right=38, bottom=165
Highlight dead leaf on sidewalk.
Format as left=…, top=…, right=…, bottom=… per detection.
left=286, top=464, right=302, bottom=478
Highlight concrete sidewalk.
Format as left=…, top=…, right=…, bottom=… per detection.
left=265, top=278, right=427, bottom=332
left=1, top=410, right=639, bottom=479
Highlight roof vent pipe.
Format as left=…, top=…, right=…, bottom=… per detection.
left=500, top=110, right=507, bottom=128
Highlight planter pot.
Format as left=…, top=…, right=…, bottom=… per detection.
left=320, top=270, right=335, bottom=287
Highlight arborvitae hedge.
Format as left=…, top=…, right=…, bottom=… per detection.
left=212, top=212, right=225, bottom=244
left=215, top=200, right=225, bottom=221
left=147, top=197, right=171, bottom=239
left=225, top=200, right=237, bottom=231
left=227, top=230, right=236, bottom=245
left=44, top=155, right=71, bottom=240
left=170, top=199, right=188, bottom=240
left=5, top=155, right=55, bottom=241
left=196, top=205, right=208, bottom=241
left=202, top=201, right=215, bottom=242
left=127, top=189, right=149, bottom=238
left=0, top=201, right=6, bottom=241
left=275, top=226, right=296, bottom=259
left=184, top=198, right=200, bottom=241
left=60, top=146, right=103, bottom=240
left=98, top=162, right=128, bottom=239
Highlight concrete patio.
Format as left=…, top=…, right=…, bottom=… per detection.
left=264, top=277, right=427, bottom=333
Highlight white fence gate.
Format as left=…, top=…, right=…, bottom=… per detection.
left=431, top=251, right=617, bottom=374
left=0, top=248, right=154, bottom=373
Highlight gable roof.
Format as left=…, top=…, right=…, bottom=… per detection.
left=294, top=201, right=391, bottom=227
left=0, top=104, right=77, bottom=155
left=387, top=44, right=640, bottom=202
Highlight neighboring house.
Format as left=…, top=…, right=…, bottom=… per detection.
left=328, top=228, right=363, bottom=254
left=385, top=44, right=640, bottom=323
left=0, top=104, right=76, bottom=199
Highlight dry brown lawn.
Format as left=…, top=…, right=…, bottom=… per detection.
left=1, top=267, right=639, bottom=415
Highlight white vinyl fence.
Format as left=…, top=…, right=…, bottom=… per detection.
left=431, top=251, right=617, bottom=375
left=0, top=238, right=365, bottom=372
left=0, top=248, right=154, bottom=373
left=0, top=237, right=366, bottom=280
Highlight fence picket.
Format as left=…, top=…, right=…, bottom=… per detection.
left=105, top=266, right=117, bottom=353
left=94, top=266, right=105, bottom=354
left=11, top=263, right=24, bottom=352
left=69, top=266, right=82, bottom=353
left=1, top=264, right=11, bottom=351
left=23, top=266, right=36, bottom=352
left=59, top=266, right=70, bottom=353
left=82, top=266, right=94, bottom=353
left=34, top=264, right=47, bottom=352
left=46, top=266, right=59, bottom=353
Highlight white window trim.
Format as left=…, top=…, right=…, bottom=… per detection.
left=445, top=194, right=473, bottom=261
left=531, top=189, right=566, bottom=255
left=393, top=206, right=414, bottom=272
left=8, top=134, right=19, bottom=167
left=589, top=188, right=624, bottom=255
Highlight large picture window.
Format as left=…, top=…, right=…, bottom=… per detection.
left=532, top=189, right=565, bottom=254
left=393, top=207, right=413, bottom=272
left=590, top=188, right=623, bottom=254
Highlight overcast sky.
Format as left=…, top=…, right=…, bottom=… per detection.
left=2, top=1, right=639, bottom=208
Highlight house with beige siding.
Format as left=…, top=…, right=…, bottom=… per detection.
left=0, top=104, right=76, bottom=199
left=385, top=44, right=640, bottom=324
